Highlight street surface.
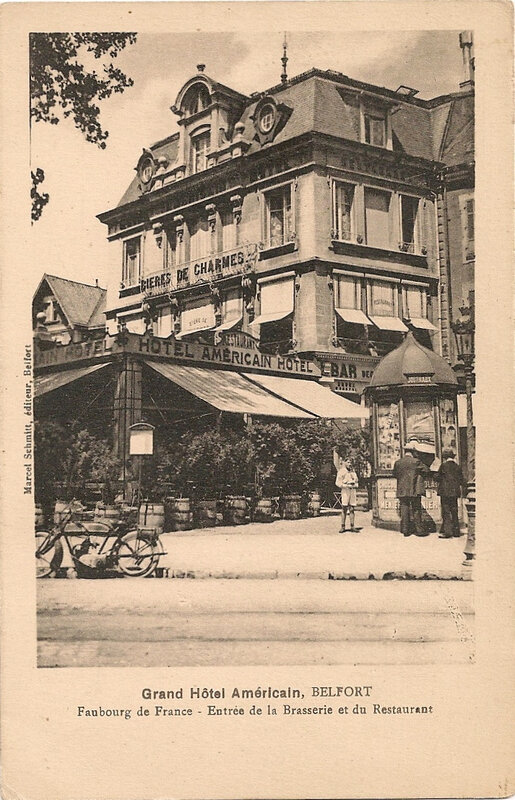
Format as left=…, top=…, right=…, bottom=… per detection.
left=38, top=579, right=474, bottom=668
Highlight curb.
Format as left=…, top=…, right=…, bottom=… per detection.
left=54, top=567, right=467, bottom=581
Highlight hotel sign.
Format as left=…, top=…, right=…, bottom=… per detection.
left=35, top=332, right=321, bottom=378
left=141, top=243, right=259, bottom=298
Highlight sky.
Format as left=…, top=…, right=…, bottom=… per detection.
left=30, top=29, right=464, bottom=291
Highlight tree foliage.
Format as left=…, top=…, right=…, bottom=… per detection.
left=30, top=32, right=137, bottom=220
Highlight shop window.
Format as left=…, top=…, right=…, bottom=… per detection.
left=263, top=184, right=293, bottom=249
left=364, top=188, right=391, bottom=249
left=332, top=182, right=355, bottom=241
left=251, top=275, right=294, bottom=353
left=364, top=112, right=386, bottom=147
left=376, top=402, right=401, bottom=470
left=216, top=288, right=243, bottom=333
left=190, top=130, right=210, bottom=174
left=188, top=217, right=210, bottom=261
left=461, top=195, right=475, bottom=261
left=122, top=237, right=141, bottom=287
left=399, top=195, right=420, bottom=253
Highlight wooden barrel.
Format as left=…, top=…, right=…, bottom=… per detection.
left=282, top=494, right=302, bottom=520
left=54, top=500, right=69, bottom=525
left=94, top=503, right=121, bottom=525
left=225, top=496, right=249, bottom=525
left=307, top=491, right=321, bottom=517
left=35, top=504, right=45, bottom=530
left=193, top=500, right=217, bottom=529
left=254, top=498, right=273, bottom=522
left=138, top=502, right=165, bottom=533
left=170, top=498, right=192, bottom=531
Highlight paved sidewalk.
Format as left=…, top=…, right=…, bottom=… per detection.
left=158, top=510, right=470, bottom=580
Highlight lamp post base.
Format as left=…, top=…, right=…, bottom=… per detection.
left=462, top=481, right=476, bottom=567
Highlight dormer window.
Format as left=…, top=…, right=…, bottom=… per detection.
left=364, top=113, right=386, bottom=147
left=183, top=84, right=210, bottom=117
left=190, top=130, right=210, bottom=174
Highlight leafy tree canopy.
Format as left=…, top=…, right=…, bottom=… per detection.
left=30, top=32, right=137, bottom=220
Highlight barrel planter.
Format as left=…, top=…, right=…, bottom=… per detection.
left=170, top=498, right=192, bottom=531
left=138, top=502, right=165, bottom=533
left=282, top=494, right=302, bottom=520
left=35, top=504, right=45, bottom=530
left=94, top=503, right=121, bottom=526
left=193, top=499, right=217, bottom=529
left=307, top=491, right=321, bottom=517
left=254, top=498, right=273, bottom=523
left=225, top=496, right=249, bottom=525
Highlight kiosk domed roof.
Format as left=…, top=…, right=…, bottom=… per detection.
left=369, top=332, right=457, bottom=388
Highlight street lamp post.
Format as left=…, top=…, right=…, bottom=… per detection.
left=451, top=304, right=475, bottom=567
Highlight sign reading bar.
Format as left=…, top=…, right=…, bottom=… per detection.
left=141, top=243, right=259, bottom=297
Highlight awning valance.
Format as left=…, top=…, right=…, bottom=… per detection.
left=369, top=316, right=408, bottom=332
left=335, top=307, right=372, bottom=326
left=145, top=362, right=315, bottom=418
left=34, top=363, right=110, bottom=397
left=243, top=373, right=369, bottom=419
left=409, top=317, right=437, bottom=331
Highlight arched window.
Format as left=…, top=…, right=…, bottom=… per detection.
left=183, top=84, right=210, bottom=117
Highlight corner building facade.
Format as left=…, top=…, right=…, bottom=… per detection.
left=98, top=67, right=464, bottom=400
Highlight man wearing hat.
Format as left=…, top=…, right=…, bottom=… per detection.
left=436, top=449, right=465, bottom=538
left=393, top=442, right=430, bottom=537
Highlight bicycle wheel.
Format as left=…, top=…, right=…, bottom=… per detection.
left=115, top=531, right=160, bottom=578
left=36, top=531, right=63, bottom=578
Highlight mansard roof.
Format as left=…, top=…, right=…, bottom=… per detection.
left=105, top=67, right=474, bottom=217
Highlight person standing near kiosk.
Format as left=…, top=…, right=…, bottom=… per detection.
left=393, top=442, right=430, bottom=537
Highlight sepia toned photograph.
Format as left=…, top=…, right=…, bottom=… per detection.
left=31, top=26, right=478, bottom=669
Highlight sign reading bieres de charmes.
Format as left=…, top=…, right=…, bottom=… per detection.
left=141, top=244, right=258, bottom=297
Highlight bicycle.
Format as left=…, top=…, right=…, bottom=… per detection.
left=35, top=500, right=166, bottom=579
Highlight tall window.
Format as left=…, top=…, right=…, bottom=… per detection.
left=217, top=288, right=243, bottom=332
left=190, top=131, right=210, bottom=174
left=165, top=229, right=176, bottom=269
left=220, top=207, right=234, bottom=251
left=400, top=195, right=419, bottom=252
left=332, top=183, right=355, bottom=240
left=364, top=113, right=386, bottom=147
left=403, top=285, right=426, bottom=320
left=335, top=274, right=360, bottom=310
left=462, top=196, right=475, bottom=260
left=188, top=218, right=210, bottom=261
left=264, top=185, right=292, bottom=248
left=122, top=237, right=141, bottom=286
left=365, top=188, right=391, bottom=249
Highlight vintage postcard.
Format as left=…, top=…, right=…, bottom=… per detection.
left=1, top=2, right=514, bottom=798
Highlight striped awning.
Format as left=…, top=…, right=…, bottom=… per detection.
left=145, top=362, right=315, bottom=418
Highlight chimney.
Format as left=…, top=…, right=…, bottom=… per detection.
left=459, top=31, right=474, bottom=90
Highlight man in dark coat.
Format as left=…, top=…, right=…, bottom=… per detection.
left=393, top=443, right=429, bottom=537
left=436, top=450, right=465, bottom=538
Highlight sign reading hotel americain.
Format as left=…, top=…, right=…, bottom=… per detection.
left=141, top=243, right=258, bottom=297
left=34, top=332, right=321, bottom=377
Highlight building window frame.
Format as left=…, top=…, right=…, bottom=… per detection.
left=364, top=186, right=392, bottom=249
left=190, top=127, right=211, bottom=175
left=331, top=180, right=356, bottom=242
left=122, top=236, right=142, bottom=288
left=361, top=104, right=392, bottom=150
left=399, top=193, right=421, bottom=254
left=261, top=180, right=296, bottom=251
